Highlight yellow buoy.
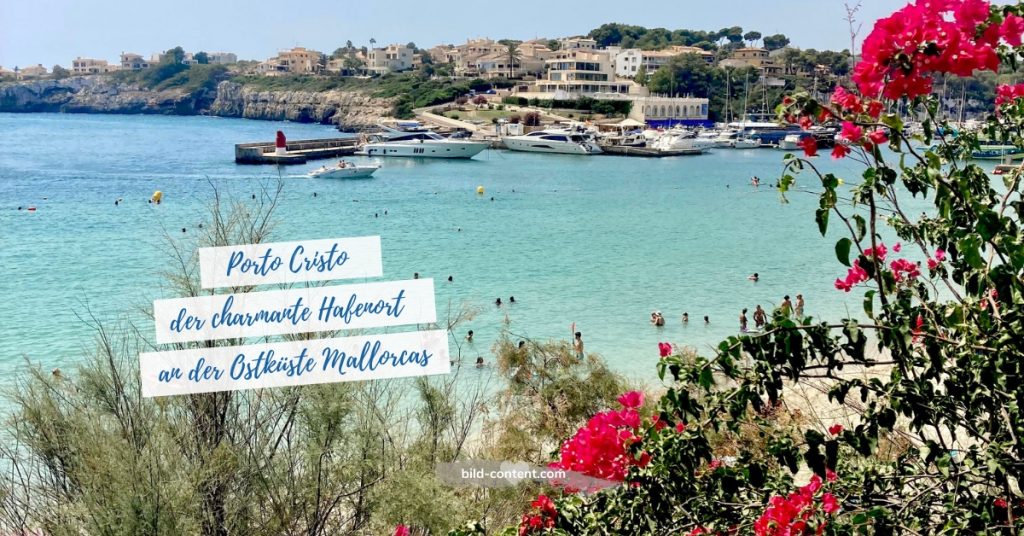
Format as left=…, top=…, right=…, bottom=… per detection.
left=151, top=190, right=163, bottom=203
left=476, top=186, right=485, bottom=195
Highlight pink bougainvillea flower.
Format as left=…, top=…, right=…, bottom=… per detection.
left=1000, top=14, right=1024, bottom=46
left=890, top=258, right=922, bottom=282
left=867, top=100, right=885, bottom=119
left=617, top=391, right=645, bottom=409
left=658, top=342, right=673, bottom=358
left=519, top=494, right=558, bottom=535
left=893, top=242, right=902, bottom=253
left=828, top=424, right=844, bottom=436
left=864, top=243, right=888, bottom=261
left=799, top=115, right=814, bottom=130
left=394, top=524, right=410, bottom=536
left=826, top=468, right=838, bottom=482
left=867, top=129, right=889, bottom=147
left=689, top=528, right=708, bottom=536
left=839, top=121, right=864, bottom=142
left=934, top=248, right=947, bottom=262
left=831, top=86, right=863, bottom=112
left=831, top=143, right=851, bottom=160
left=822, top=493, right=841, bottom=514
left=708, top=459, right=723, bottom=470
left=676, top=422, right=686, bottom=433
left=927, top=257, right=939, bottom=270
left=800, top=136, right=819, bottom=157
left=995, top=497, right=1008, bottom=509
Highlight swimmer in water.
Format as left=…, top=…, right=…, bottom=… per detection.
left=447, top=275, right=453, bottom=283
left=749, top=272, right=760, bottom=282
left=509, top=296, right=515, bottom=303
left=704, top=315, right=710, bottom=324
left=495, top=298, right=502, bottom=307
left=466, top=330, right=474, bottom=343
left=475, top=357, right=485, bottom=368
left=414, top=272, right=419, bottom=279
left=682, top=312, right=689, bottom=323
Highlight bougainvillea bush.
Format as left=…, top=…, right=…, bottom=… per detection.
left=453, top=0, right=1024, bottom=534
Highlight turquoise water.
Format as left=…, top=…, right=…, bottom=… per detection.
left=0, top=112, right=896, bottom=382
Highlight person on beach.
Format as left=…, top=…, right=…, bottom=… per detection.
left=466, top=330, right=474, bottom=343
left=748, top=272, right=760, bottom=282
left=573, top=332, right=584, bottom=360
left=740, top=308, right=748, bottom=332
left=682, top=312, right=689, bottom=323
left=795, top=294, right=805, bottom=319
left=781, top=295, right=794, bottom=317
left=754, top=305, right=767, bottom=329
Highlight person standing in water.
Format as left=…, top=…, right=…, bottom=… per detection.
left=573, top=332, right=584, bottom=360
left=682, top=312, right=689, bottom=323
left=739, top=308, right=748, bottom=332
left=781, top=295, right=794, bottom=317
left=754, top=305, right=767, bottom=329
left=795, top=294, right=805, bottom=319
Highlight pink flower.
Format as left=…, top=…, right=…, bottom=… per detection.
left=658, top=342, right=673, bottom=358
left=709, top=459, right=723, bottom=470
left=934, top=248, right=947, bottom=262
left=828, top=424, right=843, bottom=436
left=864, top=243, right=888, bottom=261
left=689, top=528, right=708, bottom=536
left=394, top=524, right=410, bottom=536
left=927, top=257, right=939, bottom=270
left=912, top=314, right=925, bottom=343
left=831, top=143, right=851, bottom=160
left=822, top=493, right=841, bottom=514
left=800, top=136, right=819, bottom=157
left=867, top=100, right=885, bottom=119
left=890, top=258, right=922, bottom=282
left=867, top=129, right=889, bottom=147
left=1001, top=14, right=1024, bottom=46
left=831, top=86, right=863, bottom=112
left=799, top=115, right=814, bottom=130
left=893, top=242, right=902, bottom=252
left=676, top=422, right=686, bottom=433
left=995, top=497, right=1008, bottom=509
left=618, top=391, right=645, bottom=409
left=825, top=468, right=838, bottom=482
left=839, top=121, right=864, bottom=142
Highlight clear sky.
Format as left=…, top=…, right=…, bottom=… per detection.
left=1, top=0, right=910, bottom=69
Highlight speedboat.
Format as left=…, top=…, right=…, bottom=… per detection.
left=308, top=161, right=380, bottom=179
left=502, top=129, right=603, bottom=155
left=778, top=134, right=806, bottom=151
left=356, top=125, right=489, bottom=159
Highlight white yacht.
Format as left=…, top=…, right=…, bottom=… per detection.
left=356, top=126, right=489, bottom=159
left=649, top=129, right=716, bottom=153
left=502, top=129, right=603, bottom=155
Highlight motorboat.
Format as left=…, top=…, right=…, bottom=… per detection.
left=648, top=128, right=715, bottom=153
left=308, top=161, right=380, bottom=179
left=778, top=133, right=810, bottom=151
left=356, top=125, right=490, bottom=159
left=971, top=143, right=1024, bottom=160
left=730, top=138, right=760, bottom=149
left=502, top=129, right=603, bottom=154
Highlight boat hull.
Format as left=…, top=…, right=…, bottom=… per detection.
left=309, top=165, right=380, bottom=179
left=502, top=138, right=602, bottom=155
left=357, top=140, right=489, bottom=159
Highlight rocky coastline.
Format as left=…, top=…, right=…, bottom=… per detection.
left=0, top=77, right=395, bottom=131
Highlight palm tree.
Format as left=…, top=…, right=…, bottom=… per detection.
left=505, top=43, right=522, bottom=78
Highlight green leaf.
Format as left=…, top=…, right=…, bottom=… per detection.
left=852, top=214, right=867, bottom=242
left=835, top=238, right=853, bottom=266
left=816, top=208, right=830, bottom=236
left=863, top=290, right=875, bottom=318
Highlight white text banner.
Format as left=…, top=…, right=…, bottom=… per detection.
left=140, top=330, right=450, bottom=397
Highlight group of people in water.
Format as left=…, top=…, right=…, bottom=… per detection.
left=738, top=294, right=805, bottom=332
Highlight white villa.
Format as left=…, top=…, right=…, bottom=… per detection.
left=367, top=44, right=414, bottom=74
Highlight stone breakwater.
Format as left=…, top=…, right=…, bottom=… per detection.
left=0, top=77, right=395, bottom=130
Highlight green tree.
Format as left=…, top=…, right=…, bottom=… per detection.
left=193, top=51, right=209, bottom=64
left=762, top=33, right=791, bottom=51
left=743, top=30, right=762, bottom=47
left=634, top=64, right=648, bottom=86
left=51, top=65, right=69, bottom=79
left=162, top=46, right=185, bottom=65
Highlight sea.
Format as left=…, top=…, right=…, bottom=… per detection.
left=0, top=112, right=936, bottom=385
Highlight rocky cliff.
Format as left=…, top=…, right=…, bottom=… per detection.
left=0, top=77, right=395, bottom=130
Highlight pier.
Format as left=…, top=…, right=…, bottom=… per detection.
left=234, top=137, right=360, bottom=165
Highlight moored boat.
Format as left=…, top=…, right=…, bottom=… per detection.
left=356, top=125, right=489, bottom=159
left=502, top=129, right=603, bottom=155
